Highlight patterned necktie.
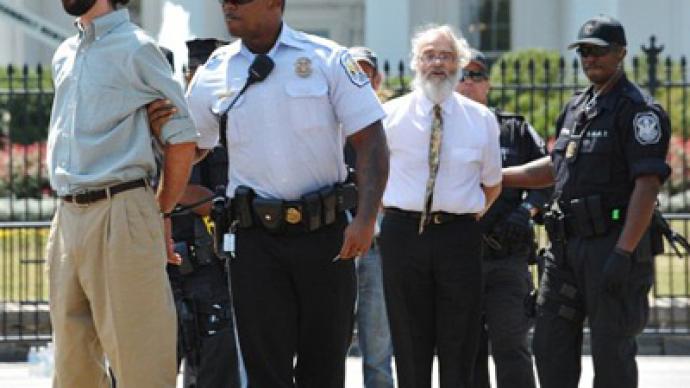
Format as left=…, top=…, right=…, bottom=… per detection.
left=419, top=104, right=444, bottom=234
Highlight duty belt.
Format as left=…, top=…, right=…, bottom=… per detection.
left=230, top=183, right=358, bottom=234
left=384, top=207, right=475, bottom=225
left=61, top=179, right=147, bottom=206
left=546, top=195, right=626, bottom=239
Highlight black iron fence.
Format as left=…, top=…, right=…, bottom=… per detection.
left=0, top=37, right=688, bottom=343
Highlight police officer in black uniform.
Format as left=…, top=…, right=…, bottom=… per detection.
left=503, top=15, right=671, bottom=388
left=155, top=38, right=241, bottom=388
left=457, top=49, right=543, bottom=388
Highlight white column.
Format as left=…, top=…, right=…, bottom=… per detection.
left=364, top=0, right=410, bottom=67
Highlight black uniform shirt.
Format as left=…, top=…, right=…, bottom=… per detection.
left=551, top=74, right=671, bottom=208
left=493, top=109, right=551, bottom=208
left=480, top=110, right=550, bottom=233
left=172, top=145, right=228, bottom=242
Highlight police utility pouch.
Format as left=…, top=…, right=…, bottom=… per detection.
left=319, top=186, right=337, bottom=225
left=252, top=198, right=285, bottom=232
left=233, top=185, right=255, bottom=228
left=301, top=192, right=323, bottom=231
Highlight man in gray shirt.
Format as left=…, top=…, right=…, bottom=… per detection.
left=47, top=1, right=198, bottom=386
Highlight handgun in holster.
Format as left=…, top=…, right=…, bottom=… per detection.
left=544, top=208, right=566, bottom=263
left=335, top=182, right=358, bottom=212
left=233, top=185, right=256, bottom=228
left=192, top=217, right=215, bottom=266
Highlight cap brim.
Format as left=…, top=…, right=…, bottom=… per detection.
left=567, top=38, right=610, bottom=49
left=468, top=59, right=488, bottom=71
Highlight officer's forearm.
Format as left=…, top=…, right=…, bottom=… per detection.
left=502, top=156, right=555, bottom=189
left=348, top=120, right=390, bottom=224
left=617, top=175, right=661, bottom=252
left=158, top=142, right=196, bottom=214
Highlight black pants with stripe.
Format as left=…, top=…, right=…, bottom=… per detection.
left=379, top=212, right=484, bottom=388
left=230, top=214, right=356, bottom=388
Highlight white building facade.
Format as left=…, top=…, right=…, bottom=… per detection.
left=0, top=0, right=688, bottom=67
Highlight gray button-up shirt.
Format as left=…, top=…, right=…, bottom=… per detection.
left=47, top=9, right=198, bottom=196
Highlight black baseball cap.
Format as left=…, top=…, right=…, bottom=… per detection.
left=186, top=38, right=228, bottom=68
left=466, top=48, right=488, bottom=72
left=348, top=46, right=379, bottom=71
left=568, top=15, right=627, bottom=49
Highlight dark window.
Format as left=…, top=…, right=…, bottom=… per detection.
left=470, top=0, right=511, bottom=53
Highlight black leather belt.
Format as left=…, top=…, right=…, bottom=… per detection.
left=61, top=179, right=147, bottom=205
left=384, top=207, right=475, bottom=224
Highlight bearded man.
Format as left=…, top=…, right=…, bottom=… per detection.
left=47, top=0, right=198, bottom=387
left=378, top=25, right=502, bottom=388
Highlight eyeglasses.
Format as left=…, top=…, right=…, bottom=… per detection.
left=460, top=70, right=488, bottom=82
left=419, top=51, right=457, bottom=65
left=576, top=45, right=613, bottom=58
left=218, top=0, right=254, bottom=5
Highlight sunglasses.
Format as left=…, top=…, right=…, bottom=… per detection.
left=460, top=70, right=488, bottom=82
left=576, top=45, right=613, bottom=58
left=218, top=0, right=254, bottom=5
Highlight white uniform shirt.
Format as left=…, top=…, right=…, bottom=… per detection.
left=186, top=24, right=385, bottom=200
left=382, top=90, right=502, bottom=214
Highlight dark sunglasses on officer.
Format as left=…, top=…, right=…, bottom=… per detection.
left=218, top=0, right=254, bottom=5
left=460, top=70, right=488, bottom=82
left=576, top=45, right=615, bottom=58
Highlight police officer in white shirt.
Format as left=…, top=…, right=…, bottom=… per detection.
left=379, top=25, right=502, bottom=388
left=186, top=1, right=389, bottom=386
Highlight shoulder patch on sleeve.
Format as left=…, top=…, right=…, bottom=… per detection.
left=634, top=111, right=661, bottom=145
left=339, top=51, right=370, bottom=87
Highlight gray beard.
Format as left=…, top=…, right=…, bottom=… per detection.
left=414, top=72, right=459, bottom=104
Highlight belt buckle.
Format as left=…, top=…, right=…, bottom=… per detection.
left=285, top=206, right=302, bottom=224
left=70, top=189, right=90, bottom=207
left=432, top=213, right=443, bottom=224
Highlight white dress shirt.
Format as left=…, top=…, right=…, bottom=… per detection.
left=382, top=90, right=502, bottom=214
left=186, top=24, right=385, bottom=200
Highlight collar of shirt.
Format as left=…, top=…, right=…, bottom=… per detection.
left=74, top=9, right=129, bottom=43
left=238, top=23, right=307, bottom=61
left=414, top=89, right=456, bottom=118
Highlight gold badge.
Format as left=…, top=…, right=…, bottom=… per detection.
left=285, top=207, right=302, bottom=224
left=294, top=57, right=312, bottom=78
left=565, top=141, right=578, bottom=159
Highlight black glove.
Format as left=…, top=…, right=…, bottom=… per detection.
left=601, top=248, right=632, bottom=296
left=497, top=205, right=532, bottom=246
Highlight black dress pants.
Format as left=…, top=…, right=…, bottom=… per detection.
left=379, top=211, right=484, bottom=388
left=231, top=216, right=356, bottom=388
left=533, top=228, right=654, bottom=388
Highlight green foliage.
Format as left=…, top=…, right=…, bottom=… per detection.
left=488, top=49, right=580, bottom=139
left=487, top=49, right=689, bottom=138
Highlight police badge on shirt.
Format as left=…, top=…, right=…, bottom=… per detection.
left=340, top=52, right=370, bottom=87
left=634, top=111, right=661, bottom=145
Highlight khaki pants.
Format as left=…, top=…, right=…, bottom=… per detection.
left=47, top=186, right=177, bottom=388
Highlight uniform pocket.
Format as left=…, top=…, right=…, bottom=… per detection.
left=284, top=78, right=331, bottom=131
